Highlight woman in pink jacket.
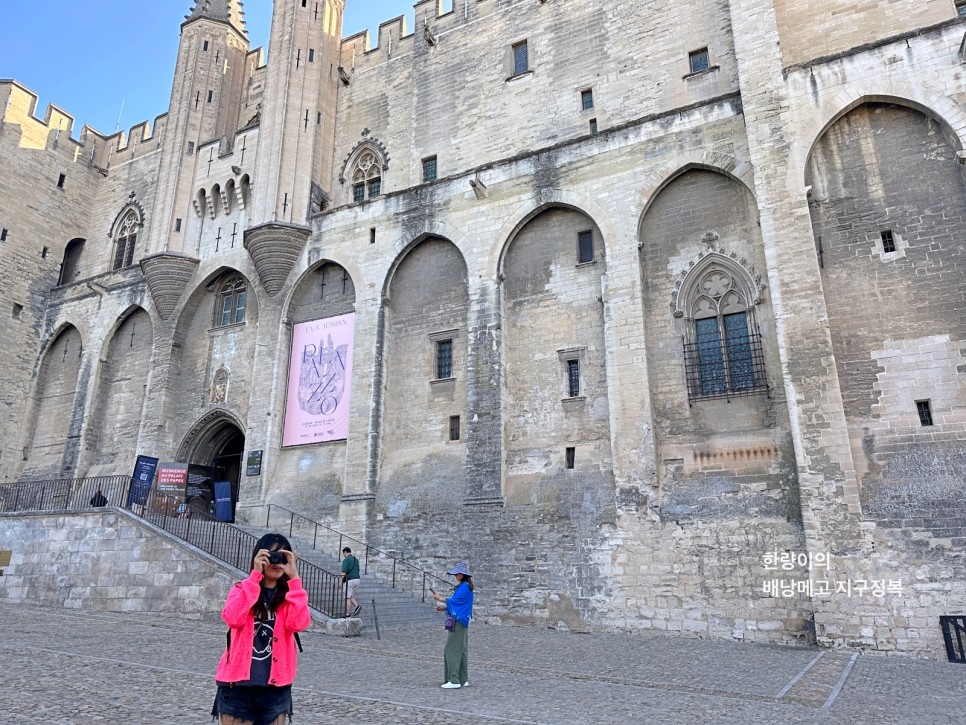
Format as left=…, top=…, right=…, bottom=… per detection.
left=212, top=533, right=312, bottom=725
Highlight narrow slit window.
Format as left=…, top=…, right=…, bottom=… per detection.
left=308, top=49, right=315, bottom=62
left=577, top=230, right=594, bottom=264
left=436, top=339, right=453, bottom=380
left=369, top=227, right=376, bottom=244
left=880, top=230, right=896, bottom=253
left=689, top=48, right=710, bottom=74
left=57, top=174, right=66, bottom=188
left=565, top=447, right=575, bottom=469
left=175, top=218, right=182, bottom=233
left=449, top=415, right=461, bottom=441
left=422, top=156, right=438, bottom=183
left=589, top=118, right=598, bottom=135
left=207, top=90, right=214, bottom=103
left=567, top=359, right=580, bottom=398
left=203, top=40, right=209, bottom=52
left=512, top=40, right=529, bottom=76
left=0, top=229, right=7, bottom=242
left=916, top=400, right=934, bottom=427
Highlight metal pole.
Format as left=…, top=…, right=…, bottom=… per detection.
left=313, top=523, right=318, bottom=550
left=289, top=511, right=294, bottom=538
left=265, top=504, right=271, bottom=528
left=372, top=600, right=381, bottom=641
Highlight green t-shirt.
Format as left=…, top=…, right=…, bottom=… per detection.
left=341, top=555, right=360, bottom=580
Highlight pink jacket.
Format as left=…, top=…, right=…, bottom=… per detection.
left=215, top=571, right=312, bottom=686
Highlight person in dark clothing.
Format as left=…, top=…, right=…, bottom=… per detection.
left=89, top=490, right=108, bottom=507
left=339, top=547, right=362, bottom=618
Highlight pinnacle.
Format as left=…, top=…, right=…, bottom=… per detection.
left=185, top=0, right=248, bottom=37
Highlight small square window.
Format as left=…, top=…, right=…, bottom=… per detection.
left=187, top=142, right=195, bottom=155
left=581, top=89, right=594, bottom=110
left=449, top=415, right=461, bottom=441
left=589, top=118, right=598, bottom=135
left=57, top=174, right=66, bottom=188
left=565, top=447, right=575, bottom=469
left=916, top=400, right=934, bottom=427
left=567, top=359, right=580, bottom=398
left=12, top=303, right=24, bottom=320
left=436, top=339, right=453, bottom=380
left=577, top=230, right=594, bottom=264
left=512, top=40, right=529, bottom=76
left=880, top=230, right=896, bottom=253
left=422, top=156, right=437, bottom=183
left=689, top=48, right=710, bottom=74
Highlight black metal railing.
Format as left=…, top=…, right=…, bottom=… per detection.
left=264, top=503, right=450, bottom=602
left=0, top=478, right=346, bottom=619
left=683, top=330, right=769, bottom=404
left=940, top=616, right=966, bottom=664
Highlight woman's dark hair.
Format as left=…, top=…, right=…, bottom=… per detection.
left=250, top=532, right=292, bottom=620
left=457, top=574, right=474, bottom=592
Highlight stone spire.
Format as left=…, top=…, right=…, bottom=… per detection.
left=185, top=0, right=247, bottom=37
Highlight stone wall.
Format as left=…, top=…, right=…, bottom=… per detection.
left=0, top=510, right=236, bottom=618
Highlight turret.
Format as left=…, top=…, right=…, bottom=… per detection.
left=147, top=1, right=252, bottom=256
left=251, top=0, right=345, bottom=224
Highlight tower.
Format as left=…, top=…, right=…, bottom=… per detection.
left=147, top=1, right=252, bottom=256
left=251, top=0, right=346, bottom=225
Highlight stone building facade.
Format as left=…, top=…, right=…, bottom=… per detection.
left=1, top=0, right=965, bottom=657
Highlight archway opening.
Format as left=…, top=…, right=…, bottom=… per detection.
left=182, top=420, right=245, bottom=521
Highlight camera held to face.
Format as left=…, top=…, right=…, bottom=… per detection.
left=268, top=551, right=287, bottom=565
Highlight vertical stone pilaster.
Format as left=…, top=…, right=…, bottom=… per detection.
left=463, top=278, right=504, bottom=505
left=727, top=0, right=861, bottom=548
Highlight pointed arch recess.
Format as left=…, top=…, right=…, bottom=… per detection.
left=671, top=247, right=767, bottom=320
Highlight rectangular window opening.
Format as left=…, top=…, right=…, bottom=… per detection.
left=449, top=415, right=461, bottom=441
left=352, top=183, right=365, bottom=203
left=369, top=227, right=376, bottom=244
left=512, top=40, right=529, bottom=76
left=367, top=178, right=381, bottom=198
left=41, top=246, right=49, bottom=259
left=565, top=447, right=575, bottom=469
left=567, top=359, right=580, bottom=398
left=689, top=48, right=710, bottom=74
left=916, top=400, right=934, bottom=427
left=187, top=142, right=195, bottom=155
left=589, top=118, right=598, bottom=135
left=175, top=218, right=182, bottom=233
left=12, top=303, right=24, bottom=320
left=1, top=228, right=8, bottom=241
left=203, top=40, right=209, bottom=52
left=422, top=156, right=437, bottom=183
left=436, top=339, right=454, bottom=380
left=577, top=230, right=594, bottom=264
left=57, top=174, right=66, bottom=188
left=308, top=49, right=315, bottom=62
left=207, top=90, right=214, bottom=103
left=958, top=1, right=966, bottom=16
left=581, top=88, right=594, bottom=110
left=880, top=229, right=896, bottom=253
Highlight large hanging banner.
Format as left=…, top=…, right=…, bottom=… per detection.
left=282, top=312, right=355, bottom=446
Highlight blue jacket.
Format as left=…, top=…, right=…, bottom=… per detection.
left=446, top=581, right=474, bottom=627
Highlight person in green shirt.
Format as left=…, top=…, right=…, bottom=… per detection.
left=340, top=547, right=361, bottom=618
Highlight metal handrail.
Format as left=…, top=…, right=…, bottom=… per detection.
left=0, top=477, right=347, bottom=619
left=264, top=503, right=451, bottom=602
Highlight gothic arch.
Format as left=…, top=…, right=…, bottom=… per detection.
left=108, top=197, right=145, bottom=239
left=491, top=190, right=617, bottom=281
left=800, top=84, right=966, bottom=182
left=382, top=223, right=472, bottom=301
left=635, top=152, right=756, bottom=229
left=338, top=135, right=390, bottom=185
left=671, top=248, right=767, bottom=322
left=176, top=408, right=247, bottom=463
left=95, top=304, right=156, bottom=362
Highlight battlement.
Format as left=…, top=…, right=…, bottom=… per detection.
left=340, top=0, right=464, bottom=72
left=0, top=79, right=168, bottom=167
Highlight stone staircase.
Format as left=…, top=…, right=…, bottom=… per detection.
left=237, top=524, right=444, bottom=632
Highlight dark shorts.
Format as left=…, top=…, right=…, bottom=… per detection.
left=211, top=684, right=293, bottom=724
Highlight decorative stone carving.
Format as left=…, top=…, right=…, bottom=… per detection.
left=140, top=252, right=200, bottom=321
left=670, top=243, right=765, bottom=318
left=244, top=222, right=310, bottom=297
left=211, top=368, right=229, bottom=404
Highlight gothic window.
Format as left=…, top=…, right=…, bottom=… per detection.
left=112, top=210, right=140, bottom=271
left=214, top=275, right=247, bottom=327
left=350, top=151, right=382, bottom=203
left=678, top=262, right=768, bottom=403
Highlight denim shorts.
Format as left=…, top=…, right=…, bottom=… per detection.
left=211, top=684, right=293, bottom=724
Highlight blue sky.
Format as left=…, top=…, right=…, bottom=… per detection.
left=0, top=1, right=446, bottom=137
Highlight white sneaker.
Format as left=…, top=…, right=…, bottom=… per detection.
left=441, top=682, right=461, bottom=689
left=462, top=682, right=470, bottom=687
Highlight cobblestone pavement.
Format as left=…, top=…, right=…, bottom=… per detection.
left=1, top=603, right=963, bottom=724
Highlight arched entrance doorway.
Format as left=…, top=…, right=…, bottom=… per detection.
left=178, top=413, right=245, bottom=521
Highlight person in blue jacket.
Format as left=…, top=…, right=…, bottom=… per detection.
left=432, top=562, right=475, bottom=689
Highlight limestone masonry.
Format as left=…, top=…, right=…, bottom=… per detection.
left=1, top=0, right=964, bottom=658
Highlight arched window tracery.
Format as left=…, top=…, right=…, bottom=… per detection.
left=351, top=151, right=382, bottom=203
left=112, top=210, right=140, bottom=271
left=214, top=275, right=248, bottom=328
